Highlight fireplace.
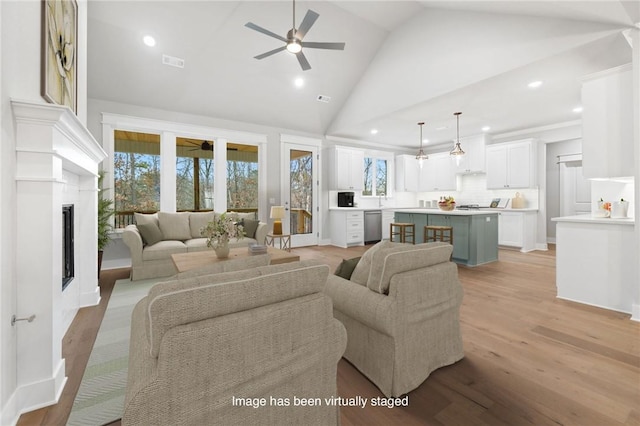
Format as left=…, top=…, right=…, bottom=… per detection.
left=62, top=204, right=74, bottom=290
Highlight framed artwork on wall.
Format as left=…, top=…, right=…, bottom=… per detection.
left=41, top=0, right=77, bottom=113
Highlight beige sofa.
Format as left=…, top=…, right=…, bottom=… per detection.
left=324, top=241, right=464, bottom=397
left=122, top=258, right=346, bottom=426
left=122, top=211, right=267, bottom=280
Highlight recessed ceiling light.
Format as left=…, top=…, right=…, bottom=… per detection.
left=143, top=35, right=156, bottom=47
left=528, top=80, right=543, bottom=88
left=294, top=77, right=304, bottom=88
left=573, top=106, right=583, bottom=113
left=423, top=138, right=429, bottom=144
left=370, top=129, right=378, bottom=135
left=482, top=126, right=491, bottom=132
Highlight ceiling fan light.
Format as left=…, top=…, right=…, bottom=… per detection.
left=286, top=40, right=302, bottom=53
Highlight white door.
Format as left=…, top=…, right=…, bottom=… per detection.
left=281, top=143, right=318, bottom=247
left=560, top=162, right=591, bottom=216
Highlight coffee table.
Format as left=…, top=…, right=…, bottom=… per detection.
left=171, top=246, right=300, bottom=273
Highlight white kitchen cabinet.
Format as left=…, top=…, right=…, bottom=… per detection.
left=421, top=152, right=457, bottom=191
left=382, top=210, right=395, bottom=240
left=395, top=154, right=421, bottom=192
left=498, top=210, right=537, bottom=252
left=581, top=64, right=633, bottom=178
left=455, top=134, right=488, bottom=174
left=486, top=139, right=536, bottom=189
left=330, top=210, right=364, bottom=248
left=329, top=146, right=364, bottom=190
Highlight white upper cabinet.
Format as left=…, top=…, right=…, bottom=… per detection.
left=421, top=152, right=457, bottom=191
left=395, top=154, right=421, bottom=192
left=486, top=139, right=536, bottom=189
left=329, top=146, right=364, bottom=190
left=454, top=134, right=488, bottom=174
left=581, top=64, right=633, bottom=178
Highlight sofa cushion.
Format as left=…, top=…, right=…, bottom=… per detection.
left=334, top=256, right=361, bottom=280
left=350, top=240, right=395, bottom=286
left=146, top=259, right=328, bottom=358
left=138, top=222, right=163, bottom=246
left=134, top=212, right=159, bottom=227
left=367, top=242, right=452, bottom=294
left=158, top=212, right=191, bottom=241
left=239, top=218, right=259, bottom=238
left=142, top=240, right=187, bottom=261
left=189, top=211, right=216, bottom=239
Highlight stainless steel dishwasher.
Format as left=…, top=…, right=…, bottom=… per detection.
left=364, top=210, right=382, bottom=244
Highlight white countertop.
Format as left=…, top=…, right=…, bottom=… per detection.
left=392, top=208, right=499, bottom=216
left=552, top=214, right=635, bottom=225
left=329, top=206, right=537, bottom=212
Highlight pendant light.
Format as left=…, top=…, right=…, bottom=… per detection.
left=415, top=121, right=428, bottom=168
left=450, top=112, right=465, bottom=157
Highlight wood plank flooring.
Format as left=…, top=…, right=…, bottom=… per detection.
left=18, top=245, right=640, bottom=426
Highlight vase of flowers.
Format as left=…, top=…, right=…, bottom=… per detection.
left=200, top=213, right=244, bottom=259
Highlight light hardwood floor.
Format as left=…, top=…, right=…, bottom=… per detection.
left=18, top=245, right=640, bottom=426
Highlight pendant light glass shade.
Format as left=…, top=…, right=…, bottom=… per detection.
left=450, top=112, right=465, bottom=157
left=416, top=122, right=428, bottom=168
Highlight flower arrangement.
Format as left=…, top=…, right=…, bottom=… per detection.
left=200, top=213, right=245, bottom=249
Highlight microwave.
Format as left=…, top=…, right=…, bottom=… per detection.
left=337, top=191, right=355, bottom=207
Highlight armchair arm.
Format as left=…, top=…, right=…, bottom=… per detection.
left=122, top=225, right=144, bottom=266
left=325, top=275, right=396, bottom=336
left=255, top=222, right=268, bottom=245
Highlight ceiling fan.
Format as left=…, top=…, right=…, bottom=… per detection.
left=245, top=0, right=345, bottom=71
left=186, top=140, right=214, bottom=151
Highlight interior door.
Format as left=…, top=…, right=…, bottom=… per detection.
left=559, top=162, right=591, bottom=216
left=282, top=143, right=318, bottom=247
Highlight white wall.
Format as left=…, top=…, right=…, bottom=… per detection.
left=0, top=1, right=89, bottom=423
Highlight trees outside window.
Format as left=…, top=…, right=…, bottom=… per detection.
left=113, top=131, right=160, bottom=214
left=176, top=138, right=214, bottom=211
left=363, top=157, right=388, bottom=196
left=226, top=143, right=258, bottom=211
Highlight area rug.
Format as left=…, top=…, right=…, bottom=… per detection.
left=67, top=278, right=157, bottom=426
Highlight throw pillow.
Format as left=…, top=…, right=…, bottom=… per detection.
left=134, top=212, right=158, bottom=227
left=239, top=218, right=259, bottom=239
left=350, top=240, right=395, bottom=286
left=137, top=222, right=163, bottom=246
left=189, top=211, right=215, bottom=239
left=158, top=212, right=191, bottom=241
left=334, top=256, right=361, bottom=280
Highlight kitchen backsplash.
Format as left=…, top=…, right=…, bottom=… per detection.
left=417, top=174, right=539, bottom=209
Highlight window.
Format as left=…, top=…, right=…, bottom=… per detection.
left=113, top=130, right=161, bottom=217
left=226, top=143, right=259, bottom=212
left=363, top=157, right=389, bottom=196
left=176, top=138, right=214, bottom=211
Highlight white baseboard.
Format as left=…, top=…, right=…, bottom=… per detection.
left=318, top=238, right=332, bottom=246
left=535, top=243, right=549, bottom=251
left=556, top=295, right=632, bottom=316
left=1, top=389, right=19, bottom=426
left=80, top=285, right=101, bottom=308
left=632, top=304, right=640, bottom=322
left=547, top=237, right=556, bottom=244
left=15, top=359, right=67, bottom=421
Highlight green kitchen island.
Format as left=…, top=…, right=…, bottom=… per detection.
left=393, top=209, right=499, bottom=266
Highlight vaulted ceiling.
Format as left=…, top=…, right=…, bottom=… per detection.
left=87, top=1, right=638, bottom=150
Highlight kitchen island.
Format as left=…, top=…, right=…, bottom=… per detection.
left=552, top=214, right=636, bottom=315
left=393, top=209, right=499, bottom=266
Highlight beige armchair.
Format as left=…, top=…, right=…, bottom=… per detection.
left=123, top=259, right=346, bottom=426
left=324, top=241, right=464, bottom=397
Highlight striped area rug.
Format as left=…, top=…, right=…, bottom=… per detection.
left=67, top=278, right=157, bottom=426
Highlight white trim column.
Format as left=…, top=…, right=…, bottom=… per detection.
left=214, top=138, right=228, bottom=213
left=631, top=24, right=640, bottom=322
left=160, top=131, right=176, bottom=212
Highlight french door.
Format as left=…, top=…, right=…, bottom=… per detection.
left=281, top=142, right=318, bottom=247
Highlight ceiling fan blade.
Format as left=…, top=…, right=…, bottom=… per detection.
left=301, top=41, right=345, bottom=50
left=296, top=51, right=311, bottom=71
left=245, top=22, right=287, bottom=42
left=254, top=46, right=287, bottom=60
left=296, top=9, right=319, bottom=40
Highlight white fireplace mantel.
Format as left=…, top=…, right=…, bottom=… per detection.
left=11, top=99, right=107, bottom=412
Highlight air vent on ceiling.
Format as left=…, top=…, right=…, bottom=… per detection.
left=317, top=95, right=331, bottom=103
left=162, top=54, right=185, bottom=69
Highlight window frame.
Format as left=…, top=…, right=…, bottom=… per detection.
left=362, top=150, right=394, bottom=198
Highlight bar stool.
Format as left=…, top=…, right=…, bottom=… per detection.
left=390, top=223, right=415, bottom=244
left=424, top=225, right=453, bottom=245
